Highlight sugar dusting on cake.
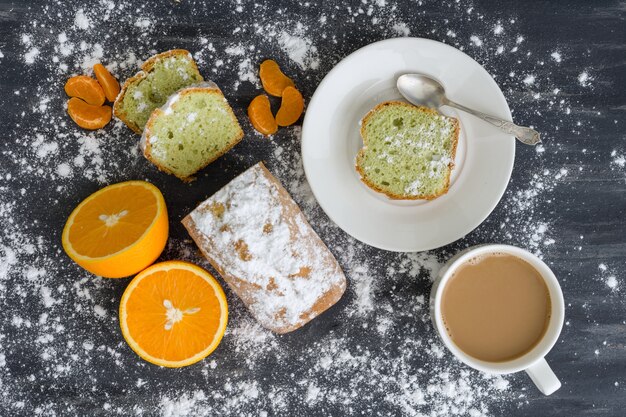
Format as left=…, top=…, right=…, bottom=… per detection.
left=187, top=163, right=346, bottom=331
left=0, top=0, right=622, bottom=415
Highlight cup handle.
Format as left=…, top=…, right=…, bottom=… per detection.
left=525, top=358, right=561, bottom=395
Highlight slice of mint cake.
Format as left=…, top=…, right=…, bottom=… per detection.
left=114, top=49, right=204, bottom=134
left=356, top=101, right=460, bottom=200
left=141, top=82, right=244, bottom=182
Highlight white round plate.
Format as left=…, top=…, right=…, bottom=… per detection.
left=301, top=38, right=515, bottom=252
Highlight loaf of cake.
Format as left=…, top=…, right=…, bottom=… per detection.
left=356, top=101, right=460, bottom=200
left=114, top=49, right=204, bottom=134
left=141, top=82, right=244, bottom=181
left=182, top=162, right=347, bottom=333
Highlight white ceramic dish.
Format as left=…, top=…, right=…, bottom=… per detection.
left=301, top=37, right=515, bottom=252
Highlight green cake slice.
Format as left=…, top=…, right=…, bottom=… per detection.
left=114, top=49, right=204, bottom=134
left=356, top=101, right=460, bottom=200
left=141, top=82, right=244, bottom=181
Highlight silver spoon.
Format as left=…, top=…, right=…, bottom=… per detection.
left=397, top=73, right=541, bottom=146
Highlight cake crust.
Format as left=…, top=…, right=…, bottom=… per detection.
left=141, top=49, right=199, bottom=73
left=355, top=101, right=460, bottom=200
left=182, top=162, right=347, bottom=334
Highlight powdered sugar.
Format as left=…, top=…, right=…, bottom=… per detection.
left=523, top=74, right=536, bottom=85
left=2, top=0, right=622, bottom=415
left=74, top=9, right=91, bottom=30
left=278, top=30, right=320, bottom=70
left=56, top=163, right=72, bottom=177
left=24, top=47, right=40, bottom=64
left=405, top=178, right=422, bottom=196
left=610, top=150, right=625, bottom=168
left=236, top=58, right=256, bottom=86
left=606, top=276, right=618, bottom=290
left=578, top=71, right=592, bottom=87
left=597, top=264, right=621, bottom=293
left=187, top=163, right=346, bottom=332
left=160, top=391, right=207, bottom=417
left=392, top=22, right=411, bottom=37
left=551, top=51, right=562, bottom=62
left=195, top=20, right=324, bottom=92
left=470, top=35, right=483, bottom=47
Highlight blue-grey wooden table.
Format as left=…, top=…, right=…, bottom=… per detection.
left=0, top=0, right=624, bottom=415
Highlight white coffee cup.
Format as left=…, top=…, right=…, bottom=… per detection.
left=430, top=244, right=565, bottom=395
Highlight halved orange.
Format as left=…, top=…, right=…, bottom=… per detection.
left=62, top=181, right=168, bottom=278
left=119, top=261, right=228, bottom=367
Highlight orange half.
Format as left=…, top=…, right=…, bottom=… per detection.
left=119, top=261, right=228, bottom=367
left=62, top=181, right=168, bottom=278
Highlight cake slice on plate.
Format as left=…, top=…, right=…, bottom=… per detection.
left=356, top=101, right=460, bottom=200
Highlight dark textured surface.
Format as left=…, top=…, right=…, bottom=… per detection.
left=0, top=0, right=624, bottom=416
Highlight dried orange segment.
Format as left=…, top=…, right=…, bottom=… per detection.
left=62, top=180, right=168, bottom=278
left=248, top=94, right=278, bottom=136
left=259, top=59, right=295, bottom=97
left=119, top=261, right=228, bottom=368
left=275, top=86, right=304, bottom=127
left=64, top=75, right=106, bottom=106
left=67, top=97, right=112, bottom=130
left=93, top=63, right=121, bottom=102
